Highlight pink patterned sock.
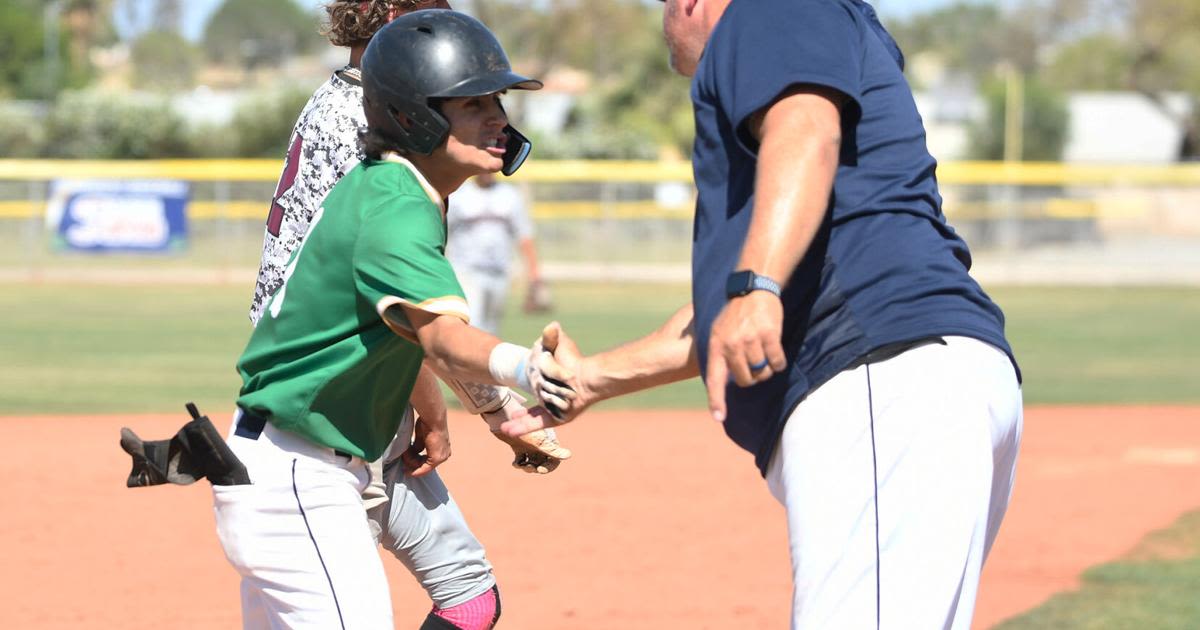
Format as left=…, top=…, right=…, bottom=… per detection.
left=431, top=585, right=500, bottom=630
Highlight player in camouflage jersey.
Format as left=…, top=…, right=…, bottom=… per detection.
left=241, top=3, right=567, bottom=629
left=214, top=11, right=574, bottom=629
left=250, top=0, right=437, bottom=324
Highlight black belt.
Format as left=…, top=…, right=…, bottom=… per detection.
left=849, top=336, right=946, bottom=370
left=235, top=407, right=354, bottom=459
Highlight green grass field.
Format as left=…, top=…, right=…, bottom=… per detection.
left=998, top=509, right=1200, bottom=630
left=1, top=282, right=1198, bottom=414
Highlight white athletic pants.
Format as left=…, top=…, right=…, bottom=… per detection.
left=766, top=336, right=1023, bottom=630
left=213, top=411, right=392, bottom=630
left=456, top=267, right=510, bottom=336
left=367, top=412, right=496, bottom=609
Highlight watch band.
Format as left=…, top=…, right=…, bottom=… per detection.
left=726, top=270, right=781, bottom=299
left=749, top=273, right=781, bottom=296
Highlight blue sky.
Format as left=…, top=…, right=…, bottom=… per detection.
left=118, top=0, right=326, bottom=40
left=136, top=0, right=982, bottom=42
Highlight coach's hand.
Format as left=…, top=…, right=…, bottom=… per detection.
left=525, top=322, right=579, bottom=418
left=402, top=412, right=451, bottom=477
left=706, top=291, right=787, bottom=422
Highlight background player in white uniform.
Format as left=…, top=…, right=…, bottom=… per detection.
left=215, top=11, right=574, bottom=629
left=248, top=2, right=569, bottom=628
left=446, top=171, right=546, bottom=335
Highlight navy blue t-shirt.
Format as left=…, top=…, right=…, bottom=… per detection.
left=690, top=0, right=1019, bottom=474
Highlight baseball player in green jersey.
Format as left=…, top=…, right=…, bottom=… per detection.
left=253, top=3, right=571, bottom=628
left=212, top=11, right=574, bottom=629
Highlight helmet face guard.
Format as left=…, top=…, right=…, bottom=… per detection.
left=500, top=124, right=531, bottom=176
left=361, top=10, right=542, bottom=175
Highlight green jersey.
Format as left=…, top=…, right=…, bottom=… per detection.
left=237, top=155, right=469, bottom=461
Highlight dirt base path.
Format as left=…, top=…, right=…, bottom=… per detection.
left=975, top=405, right=1200, bottom=627
left=0, top=405, right=1196, bottom=629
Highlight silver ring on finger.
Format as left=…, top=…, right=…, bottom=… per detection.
left=749, top=358, right=769, bottom=372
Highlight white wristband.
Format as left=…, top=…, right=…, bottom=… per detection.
left=488, top=342, right=532, bottom=393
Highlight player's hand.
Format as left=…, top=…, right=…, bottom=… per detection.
left=705, top=291, right=787, bottom=422
left=525, top=322, right=578, bottom=418
left=484, top=401, right=572, bottom=474
left=402, top=413, right=451, bottom=477
left=523, top=279, right=554, bottom=314
left=500, top=325, right=597, bottom=436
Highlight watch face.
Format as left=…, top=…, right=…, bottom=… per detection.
left=726, top=270, right=754, bottom=297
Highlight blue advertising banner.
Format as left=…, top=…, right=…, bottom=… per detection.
left=46, top=179, right=190, bottom=253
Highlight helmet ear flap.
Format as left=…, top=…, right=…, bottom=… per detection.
left=365, top=88, right=450, bottom=156
left=388, top=101, right=450, bottom=155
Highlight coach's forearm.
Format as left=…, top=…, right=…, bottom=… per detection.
left=583, top=303, right=699, bottom=400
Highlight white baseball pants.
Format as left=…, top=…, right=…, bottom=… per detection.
left=212, top=411, right=392, bottom=630
left=367, top=412, right=496, bottom=609
left=456, top=267, right=510, bottom=335
left=766, top=336, right=1023, bottom=630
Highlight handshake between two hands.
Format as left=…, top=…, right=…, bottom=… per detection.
left=506, top=322, right=591, bottom=438
left=405, top=322, right=589, bottom=478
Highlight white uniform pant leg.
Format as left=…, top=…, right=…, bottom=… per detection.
left=766, top=336, right=1022, bottom=630
left=363, top=409, right=496, bottom=609
left=213, top=414, right=393, bottom=630
left=362, top=407, right=416, bottom=545
left=458, top=267, right=509, bottom=336
left=374, top=458, right=497, bottom=608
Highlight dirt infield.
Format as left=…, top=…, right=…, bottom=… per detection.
left=1, top=405, right=1196, bottom=629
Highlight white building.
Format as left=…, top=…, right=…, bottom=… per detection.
left=913, top=87, right=1193, bottom=164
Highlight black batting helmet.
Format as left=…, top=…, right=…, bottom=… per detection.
left=361, top=10, right=542, bottom=168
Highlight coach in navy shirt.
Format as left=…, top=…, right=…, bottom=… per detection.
left=500, top=1, right=1024, bottom=627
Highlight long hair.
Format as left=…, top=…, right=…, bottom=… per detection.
left=322, top=1, right=436, bottom=48
left=359, top=128, right=397, bottom=161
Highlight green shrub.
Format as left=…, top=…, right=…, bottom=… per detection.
left=185, top=121, right=238, bottom=158
left=0, top=102, right=45, bottom=157
left=41, top=90, right=191, bottom=159
left=230, top=87, right=314, bottom=157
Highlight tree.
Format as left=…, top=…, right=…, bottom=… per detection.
left=130, top=30, right=201, bottom=91
left=0, top=1, right=48, bottom=98
left=0, top=0, right=94, bottom=99
left=202, top=0, right=323, bottom=70
left=1035, top=0, right=1200, bottom=158
left=62, top=0, right=117, bottom=80
left=1041, top=34, right=1133, bottom=91
left=1099, top=0, right=1200, bottom=158
left=887, top=3, right=1040, bottom=84
left=591, top=10, right=693, bottom=158
left=149, top=0, right=182, bottom=31
left=474, top=0, right=692, bottom=158
left=477, top=0, right=668, bottom=90
left=967, top=75, right=1069, bottom=161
